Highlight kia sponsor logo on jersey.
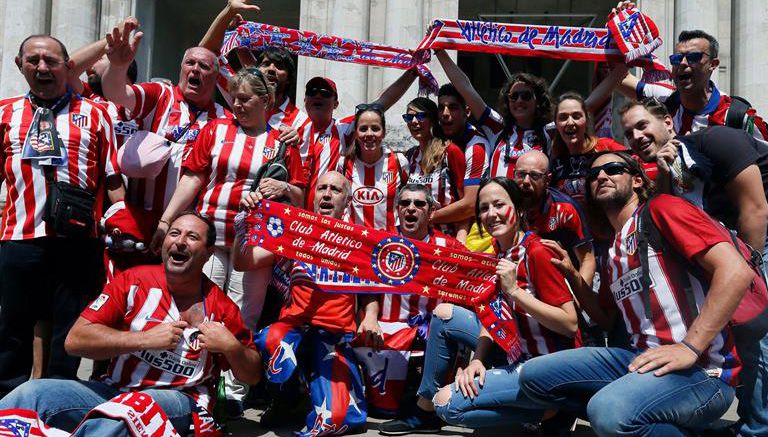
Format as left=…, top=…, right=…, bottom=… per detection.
left=353, top=186, right=384, bottom=205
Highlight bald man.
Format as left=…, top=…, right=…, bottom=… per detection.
left=235, top=171, right=379, bottom=432
left=513, top=151, right=595, bottom=287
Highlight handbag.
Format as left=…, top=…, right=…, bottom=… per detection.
left=250, top=141, right=292, bottom=205
left=42, top=166, right=96, bottom=239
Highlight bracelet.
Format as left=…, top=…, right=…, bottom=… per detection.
left=283, top=181, right=290, bottom=192
left=680, top=340, right=702, bottom=357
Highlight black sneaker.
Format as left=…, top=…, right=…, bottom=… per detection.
left=259, top=396, right=309, bottom=428
left=224, top=399, right=244, bottom=420
left=379, top=413, right=442, bottom=435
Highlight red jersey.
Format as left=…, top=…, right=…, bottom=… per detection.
left=0, top=94, right=119, bottom=240
left=341, top=151, right=408, bottom=231
left=498, top=233, right=574, bottom=357
left=267, top=97, right=310, bottom=136
left=478, top=106, right=553, bottom=177
left=379, top=230, right=465, bottom=324
left=278, top=261, right=364, bottom=333
left=81, top=82, right=140, bottom=147
left=183, top=119, right=305, bottom=246
left=637, top=80, right=768, bottom=141
left=81, top=265, right=254, bottom=411
left=599, top=195, right=741, bottom=385
left=125, top=83, right=229, bottom=215
left=302, top=116, right=355, bottom=209
left=527, top=188, right=592, bottom=251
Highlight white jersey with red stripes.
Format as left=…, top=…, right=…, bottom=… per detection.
left=406, top=143, right=467, bottom=210
left=125, top=83, right=229, bottom=216
left=80, top=265, right=254, bottom=412
left=182, top=119, right=306, bottom=247
left=379, top=230, right=464, bottom=324
left=0, top=94, right=119, bottom=240
left=478, top=106, right=553, bottom=178
left=81, top=82, right=140, bottom=148
left=302, top=116, right=355, bottom=209
left=636, top=80, right=768, bottom=141
left=498, top=233, right=574, bottom=357
left=340, top=151, right=407, bottom=231
left=599, top=195, right=741, bottom=384
left=267, top=97, right=310, bottom=137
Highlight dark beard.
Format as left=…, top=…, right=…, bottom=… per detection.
left=87, top=74, right=103, bottom=97
left=595, top=183, right=633, bottom=211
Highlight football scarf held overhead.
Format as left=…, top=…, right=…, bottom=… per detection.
left=220, top=22, right=438, bottom=95
left=236, top=201, right=522, bottom=361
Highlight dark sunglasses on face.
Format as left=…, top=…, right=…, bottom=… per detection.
left=587, top=161, right=634, bottom=182
left=402, top=112, right=429, bottom=123
left=513, top=170, right=546, bottom=181
left=508, top=90, right=534, bottom=102
left=669, top=52, right=708, bottom=66
left=398, top=199, right=428, bottom=208
left=306, top=88, right=334, bottom=98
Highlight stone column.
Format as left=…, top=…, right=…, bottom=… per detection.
left=0, top=0, right=51, bottom=97
left=732, top=0, right=768, bottom=115
left=673, top=0, right=730, bottom=91
left=100, top=0, right=134, bottom=36
left=50, top=0, right=99, bottom=54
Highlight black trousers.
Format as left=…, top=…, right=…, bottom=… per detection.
left=0, top=237, right=104, bottom=395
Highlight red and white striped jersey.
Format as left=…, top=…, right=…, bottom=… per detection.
left=81, top=265, right=254, bottom=412
left=379, top=230, right=464, bottom=324
left=302, top=116, right=355, bottom=209
left=183, top=118, right=306, bottom=246
left=501, top=233, right=575, bottom=358
left=451, top=123, right=492, bottom=187
left=406, top=144, right=467, bottom=208
left=81, top=82, right=141, bottom=148
left=267, top=97, right=310, bottom=136
left=598, top=195, right=741, bottom=385
left=636, top=80, right=768, bottom=141
left=0, top=94, right=119, bottom=240
left=340, top=151, right=408, bottom=231
left=478, top=106, right=553, bottom=177
left=125, top=83, right=229, bottom=215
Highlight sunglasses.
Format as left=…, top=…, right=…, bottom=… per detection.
left=669, top=52, right=709, bottom=66
left=508, top=90, right=534, bottom=102
left=587, top=161, right=634, bottom=182
left=306, top=88, right=334, bottom=98
left=398, top=199, right=428, bottom=208
left=355, top=102, right=385, bottom=115
left=513, top=170, right=546, bottom=182
left=402, top=112, right=429, bottom=123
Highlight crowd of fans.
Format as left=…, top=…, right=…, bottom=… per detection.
left=0, top=1, right=766, bottom=436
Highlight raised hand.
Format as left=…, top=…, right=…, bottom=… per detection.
left=228, top=0, right=261, bottom=14
left=105, top=18, right=143, bottom=67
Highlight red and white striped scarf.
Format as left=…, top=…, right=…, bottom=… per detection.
left=220, top=22, right=438, bottom=95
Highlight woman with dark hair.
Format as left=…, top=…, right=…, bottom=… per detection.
left=380, top=176, right=577, bottom=434
left=550, top=92, right=626, bottom=206
left=434, top=50, right=554, bottom=176
left=404, top=97, right=471, bottom=237
left=339, top=104, right=408, bottom=231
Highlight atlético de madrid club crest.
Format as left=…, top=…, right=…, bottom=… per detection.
left=371, top=236, right=420, bottom=285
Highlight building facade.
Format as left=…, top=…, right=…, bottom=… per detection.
left=0, top=0, right=764, bottom=146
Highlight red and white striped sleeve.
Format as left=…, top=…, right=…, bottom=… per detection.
left=128, top=82, right=167, bottom=123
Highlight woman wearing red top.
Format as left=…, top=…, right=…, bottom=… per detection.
left=154, top=68, right=305, bottom=331
left=550, top=92, right=626, bottom=207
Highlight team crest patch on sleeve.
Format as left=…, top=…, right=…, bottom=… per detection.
left=89, top=293, right=110, bottom=311
left=71, top=113, right=90, bottom=128
left=371, top=236, right=420, bottom=285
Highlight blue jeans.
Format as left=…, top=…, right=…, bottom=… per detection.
left=519, top=347, right=734, bottom=437
left=734, top=329, right=768, bottom=437
left=0, top=379, right=194, bottom=436
left=416, top=305, right=482, bottom=400
left=434, top=362, right=545, bottom=428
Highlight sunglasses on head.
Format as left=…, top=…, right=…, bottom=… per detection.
left=398, top=199, right=428, bottom=208
left=306, top=88, right=334, bottom=98
left=508, top=90, right=534, bottom=102
left=355, top=102, right=385, bottom=115
left=244, top=67, right=269, bottom=90
left=402, top=112, right=428, bottom=123
left=669, top=52, right=708, bottom=66
left=587, top=161, right=634, bottom=182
